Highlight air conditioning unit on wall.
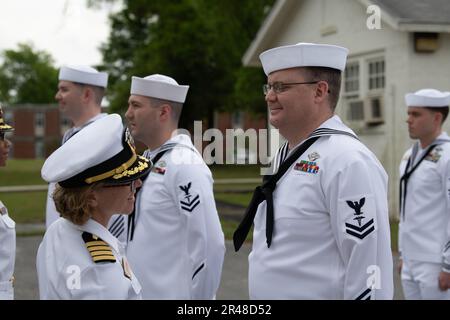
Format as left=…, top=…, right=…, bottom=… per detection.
left=346, top=95, right=384, bottom=126
left=364, top=95, right=384, bottom=125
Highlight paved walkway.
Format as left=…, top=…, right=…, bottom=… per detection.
left=14, top=236, right=403, bottom=300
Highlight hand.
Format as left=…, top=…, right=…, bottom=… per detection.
left=438, top=271, right=450, bottom=291
left=397, top=259, right=402, bottom=275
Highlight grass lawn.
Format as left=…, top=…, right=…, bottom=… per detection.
left=390, top=220, right=399, bottom=253
left=210, top=164, right=261, bottom=179
left=0, top=159, right=46, bottom=186
left=0, top=160, right=48, bottom=223
left=215, top=192, right=253, bottom=208
left=0, top=192, right=46, bottom=223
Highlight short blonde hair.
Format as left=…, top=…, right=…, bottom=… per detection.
left=53, top=183, right=101, bottom=225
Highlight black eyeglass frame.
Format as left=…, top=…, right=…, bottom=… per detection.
left=103, top=179, right=138, bottom=193
left=263, top=81, right=331, bottom=95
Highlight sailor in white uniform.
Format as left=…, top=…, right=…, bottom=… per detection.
left=37, top=114, right=149, bottom=299
left=234, top=42, right=394, bottom=299
left=45, top=65, right=127, bottom=242
left=125, top=74, right=225, bottom=299
left=0, top=105, right=15, bottom=300
left=399, top=89, right=450, bottom=299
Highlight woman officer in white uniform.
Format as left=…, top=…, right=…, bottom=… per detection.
left=36, top=114, right=150, bottom=299
left=0, top=104, right=15, bottom=300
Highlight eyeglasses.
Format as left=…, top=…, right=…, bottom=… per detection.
left=103, top=180, right=138, bottom=193
left=263, top=81, right=319, bottom=95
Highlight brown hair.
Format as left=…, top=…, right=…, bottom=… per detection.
left=53, top=183, right=101, bottom=225
left=149, top=97, right=183, bottom=124
left=428, top=106, right=449, bottom=124
left=74, top=82, right=106, bottom=106
left=302, top=67, right=342, bottom=111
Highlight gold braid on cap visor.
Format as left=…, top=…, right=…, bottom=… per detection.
left=84, top=152, right=138, bottom=184
left=0, top=122, right=13, bottom=131
left=83, top=142, right=149, bottom=185
left=112, top=158, right=149, bottom=180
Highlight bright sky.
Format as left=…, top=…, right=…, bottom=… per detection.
left=0, top=0, right=120, bottom=67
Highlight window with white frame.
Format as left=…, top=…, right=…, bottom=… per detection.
left=35, top=138, right=45, bottom=159
left=347, top=100, right=364, bottom=121
left=343, top=54, right=385, bottom=125
left=34, top=111, right=45, bottom=136
left=368, top=58, right=385, bottom=91
left=344, top=62, right=359, bottom=97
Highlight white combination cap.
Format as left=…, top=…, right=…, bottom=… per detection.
left=41, top=114, right=150, bottom=188
left=130, top=74, right=189, bottom=103
left=259, top=42, right=349, bottom=75
left=58, top=65, right=108, bottom=88
left=405, top=89, right=450, bottom=108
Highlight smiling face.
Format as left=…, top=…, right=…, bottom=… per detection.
left=265, top=68, right=319, bottom=136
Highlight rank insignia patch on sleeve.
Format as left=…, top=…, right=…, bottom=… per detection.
left=179, top=182, right=200, bottom=212
left=344, top=197, right=375, bottom=240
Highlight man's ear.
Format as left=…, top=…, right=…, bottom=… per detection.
left=159, top=104, right=171, bottom=122
left=82, top=87, right=93, bottom=104
left=314, top=81, right=329, bottom=102
left=433, top=110, right=443, bottom=126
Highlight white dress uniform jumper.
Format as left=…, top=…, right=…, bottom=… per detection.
left=234, top=42, right=393, bottom=300
left=399, top=88, right=450, bottom=300
left=235, top=116, right=394, bottom=299
left=126, top=134, right=226, bottom=299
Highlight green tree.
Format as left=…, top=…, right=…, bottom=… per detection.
left=0, top=43, right=58, bottom=104
left=92, top=0, right=274, bottom=130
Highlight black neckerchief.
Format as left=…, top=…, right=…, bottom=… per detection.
left=399, top=144, right=437, bottom=220
left=127, top=143, right=197, bottom=241
left=127, top=148, right=170, bottom=242
left=233, top=128, right=359, bottom=251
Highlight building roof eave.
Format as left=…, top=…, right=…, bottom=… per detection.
left=242, top=0, right=293, bottom=67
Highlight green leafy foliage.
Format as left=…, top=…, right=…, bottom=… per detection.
left=0, top=43, right=58, bottom=104
left=95, top=0, right=275, bottom=129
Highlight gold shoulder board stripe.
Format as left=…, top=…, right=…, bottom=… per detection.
left=82, top=232, right=116, bottom=264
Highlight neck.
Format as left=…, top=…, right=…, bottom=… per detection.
left=72, top=105, right=101, bottom=127
left=284, top=113, right=333, bottom=149
left=146, top=126, right=177, bottom=151
left=420, top=130, right=441, bottom=149
left=90, top=211, right=112, bottom=228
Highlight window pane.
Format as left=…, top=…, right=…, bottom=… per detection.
left=348, top=101, right=364, bottom=121
left=371, top=98, right=382, bottom=118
